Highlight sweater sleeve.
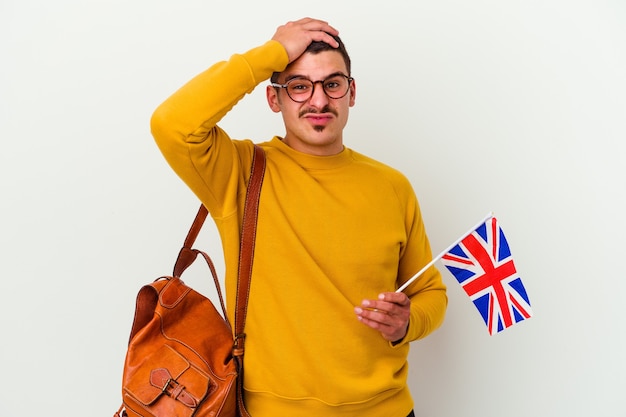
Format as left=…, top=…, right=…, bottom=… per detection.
left=402, top=266, right=448, bottom=343
left=150, top=40, right=289, bottom=218
left=394, top=193, right=448, bottom=345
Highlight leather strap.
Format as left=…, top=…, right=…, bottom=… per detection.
left=234, top=145, right=265, bottom=417
left=150, top=368, right=198, bottom=409
left=234, top=144, right=265, bottom=356
left=173, top=206, right=209, bottom=277
left=172, top=145, right=265, bottom=334
left=172, top=207, right=229, bottom=328
left=172, top=145, right=265, bottom=417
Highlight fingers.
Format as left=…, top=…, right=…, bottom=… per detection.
left=354, top=293, right=411, bottom=342
left=271, top=17, right=339, bottom=63
left=287, top=17, right=339, bottom=37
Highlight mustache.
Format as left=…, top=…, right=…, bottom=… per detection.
left=299, top=105, right=338, bottom=118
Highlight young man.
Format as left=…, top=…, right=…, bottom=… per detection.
left=151, top=17, right=447, bottom=417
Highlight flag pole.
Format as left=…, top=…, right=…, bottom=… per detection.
left=396, top=212, right=494, bottom=293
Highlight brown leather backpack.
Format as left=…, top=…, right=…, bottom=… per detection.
left=114, top=145, right=265, bottom=417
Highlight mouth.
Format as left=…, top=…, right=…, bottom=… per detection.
left=301, top=110, right=337, bottom=129
left=304, top=114, right=333, bottom=125
left=299, top=105, right=338, bottom=129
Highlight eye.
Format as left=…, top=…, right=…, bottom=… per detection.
left=324, top=77, right=345, bottom=91
left=288, top=79, right=311, bottom=92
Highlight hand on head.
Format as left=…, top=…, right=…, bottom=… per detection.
left=271, top=17, right=339, bottom=63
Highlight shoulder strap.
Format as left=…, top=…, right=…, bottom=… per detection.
left=234, top=144, right=264, bottom=417
left=172, top=144, right=266, bottom=335
left=233, top=144, right=265, bottom=354
left=172, top=206, right=209, bottom=277
left=171, top=145, right=265, bottom=417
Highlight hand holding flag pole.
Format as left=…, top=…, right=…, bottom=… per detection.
left=397, top=212, right=533, bottom=334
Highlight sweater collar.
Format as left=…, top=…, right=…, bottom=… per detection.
left=270, top=136, right=353, bottom=170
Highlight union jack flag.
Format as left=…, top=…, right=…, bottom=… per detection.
left=441, top=217, right=532, bottom=335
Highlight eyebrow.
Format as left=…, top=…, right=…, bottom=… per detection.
left=283, top=71, right=348, bottom=83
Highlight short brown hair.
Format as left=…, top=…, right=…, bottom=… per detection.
left=270, top=34, right=351, bottom=84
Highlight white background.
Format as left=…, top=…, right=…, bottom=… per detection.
left=1, top=1, right=625, bottom=416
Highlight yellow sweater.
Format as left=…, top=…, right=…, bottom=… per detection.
left=151, top=40, right=447, bottom=417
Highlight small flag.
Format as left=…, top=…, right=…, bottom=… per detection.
left=441, top=216, right=532, bottom=335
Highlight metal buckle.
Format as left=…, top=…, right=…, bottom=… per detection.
left=161, top=377, right=176, bottom=393
left=233, top=333, right=246, bottom=348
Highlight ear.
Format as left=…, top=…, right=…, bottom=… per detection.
left=266, top=85, right=281, bottom=113
left=348, top=78, right=356, bottom=107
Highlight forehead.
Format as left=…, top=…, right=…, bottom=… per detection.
left=280, top=50, right=348, bottom=81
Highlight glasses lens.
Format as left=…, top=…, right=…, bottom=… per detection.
left=286, top=79, right=314, bottom=102
left=323, top=75, right=350, bottom=99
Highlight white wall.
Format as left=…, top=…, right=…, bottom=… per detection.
left=1, top=1, right=625, bottom=416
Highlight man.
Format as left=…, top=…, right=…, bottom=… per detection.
left=151, top=17, right=447, bottom=417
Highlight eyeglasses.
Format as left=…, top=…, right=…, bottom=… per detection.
left=271, top=74, right=354, bottom=103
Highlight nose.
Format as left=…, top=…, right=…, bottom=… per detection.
left=308, top=80, right=330, bottom=107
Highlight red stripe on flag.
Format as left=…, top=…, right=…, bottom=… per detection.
left=441, top=253, right=474, bottom=265
left=509, top=293, right=532, bottom=320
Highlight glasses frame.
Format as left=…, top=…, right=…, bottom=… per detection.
left=271, top=74, right=354, bottom=103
